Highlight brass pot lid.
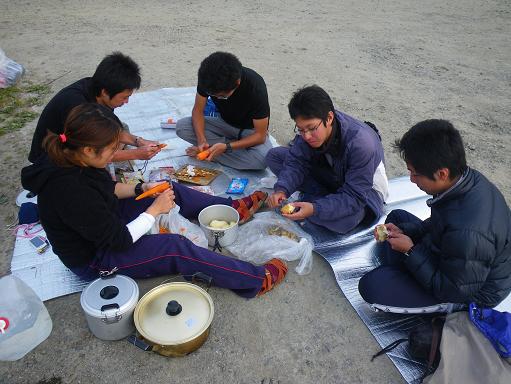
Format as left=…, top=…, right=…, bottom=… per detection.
left=134, top=282, right=214, bottom=345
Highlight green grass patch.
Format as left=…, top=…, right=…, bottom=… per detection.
left=0, top=81, right=51, bottom=136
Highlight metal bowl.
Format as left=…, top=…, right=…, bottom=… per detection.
left=198, top=205, right=239, bottom=248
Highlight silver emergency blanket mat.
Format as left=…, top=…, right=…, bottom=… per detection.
left=11, top=88, right=510, bottom=383
left=305, top=178, right=432, bottom=383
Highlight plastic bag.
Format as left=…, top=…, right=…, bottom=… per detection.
left=225, top=211, right=314, bottom=275
left=0, top=49, right=25, bottom=88
left=0, top=275, right=53, bottom=361
left=151, top=204, right=208, bottom=248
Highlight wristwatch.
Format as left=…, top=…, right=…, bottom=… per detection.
left=225, top=142, right=232, bottom=153
left=134, top=182, right=144, bottom=197
left=404, top=245, right=415, bottom=257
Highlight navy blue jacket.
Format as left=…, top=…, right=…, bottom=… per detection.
left=274, top=111, right=386, bottom=231
left=401, top=168, right=511, bottom=307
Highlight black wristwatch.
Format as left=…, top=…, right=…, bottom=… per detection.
left=404, top=245, right=415, bottom=257
left=134, top=182, right=144, bottom=197
left=225, top=142, right=233, bottom=153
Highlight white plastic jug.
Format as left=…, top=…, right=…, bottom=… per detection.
left=0, top=275, right=52, bottom=361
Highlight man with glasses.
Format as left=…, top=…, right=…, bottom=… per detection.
left=176, top=52, right=272, bottom=170
left=266, top=85, right=388, bottom=234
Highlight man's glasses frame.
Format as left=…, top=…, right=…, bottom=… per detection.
left=294, top=120, right=323, bottom=136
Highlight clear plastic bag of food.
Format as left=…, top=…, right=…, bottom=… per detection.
left=151, top=204, right=208, bottom=248
left=225, top=211, right=314, bottom=275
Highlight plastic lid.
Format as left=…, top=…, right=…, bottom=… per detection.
left=134, top=282, right=214, bottom=345
left=80, top=275, right=139, bottom=317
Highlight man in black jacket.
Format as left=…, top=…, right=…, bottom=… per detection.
left=359, top=119, right=511, bottom=313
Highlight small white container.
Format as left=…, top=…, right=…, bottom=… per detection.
left=198, top=205, right=239, bottom=248
left=80, top=275, right=139, bottom=341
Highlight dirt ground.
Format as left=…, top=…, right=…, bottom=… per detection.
left=0, top=1, right=510, bottom=383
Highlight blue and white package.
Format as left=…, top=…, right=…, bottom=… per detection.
left=226, top=178, right=248, bottom=194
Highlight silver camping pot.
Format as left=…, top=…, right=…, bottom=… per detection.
left=198, top=204, right=239, bottom=251
left=128, top=276, right=214, bottom=357
left=80, top=274, right=139, bottom=341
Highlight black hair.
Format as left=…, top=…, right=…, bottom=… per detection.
left=288, top=85, right=335, bottom=126
left=198, top=52, right=242, bottom=94
left=43, top=103, right=121, bottom=167
left=394, top=119, right=467, bottom=180
left=91, top=52, right=141, bottom=98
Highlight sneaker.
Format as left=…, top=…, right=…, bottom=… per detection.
left=258, top=258, right=288, bottom=296
left=231, top=190, right=268, bottom=224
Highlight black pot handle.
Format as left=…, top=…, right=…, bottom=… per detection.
left=127, top=334, right=153, bottom=351
left=192, top=272, right=213, bottom=288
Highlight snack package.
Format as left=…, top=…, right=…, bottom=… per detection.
left=148, top=167, right=175, bottom=182
left=226, top=178, right=248, bottom=194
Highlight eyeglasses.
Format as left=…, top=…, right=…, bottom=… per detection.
left=208, top=85, right=239, bottom=100
left=210, top=93, right=230, bottom=100
left=293, top=120, right=322, bottom=136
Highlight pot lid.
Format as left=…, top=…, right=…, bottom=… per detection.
left=80, top=275, right=139, bottom=317
left=134, top=282, right=214, bottom=345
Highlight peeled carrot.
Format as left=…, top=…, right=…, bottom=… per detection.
left=157, top=143, right=167, bottom=149
left=196, top=150, right=210, bottom=160
left=135, top=182, right=170, bottom=200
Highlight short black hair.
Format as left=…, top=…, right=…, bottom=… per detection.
left=394, top=119, right=467, bottom=180
left=91, top=52, right=141, bottom=98
left=288, top=85, right=335, bottom=125
left=198, top=52, right=242, bottom=94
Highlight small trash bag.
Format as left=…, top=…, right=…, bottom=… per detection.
left=0, top=49, right=25, bottom=88
left=225, top=211, right=314, bottom=275
left=0, top=275, right=53, bottom=361
left=151, top=204, right=208, bottom=249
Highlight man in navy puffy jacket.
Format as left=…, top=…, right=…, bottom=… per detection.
left=359, top=119, right=511, bottom=312
left=266, top=85, right=388, bottom=234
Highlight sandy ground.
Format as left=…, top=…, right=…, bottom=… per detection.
left=0, top=0, right=510, bottom=383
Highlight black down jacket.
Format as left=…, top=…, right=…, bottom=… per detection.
left=400, top=168, right=511, bottom=307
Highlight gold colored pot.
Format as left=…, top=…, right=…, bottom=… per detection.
left=133, top=282, right=214, bottom=357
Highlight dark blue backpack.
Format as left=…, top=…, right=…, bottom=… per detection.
left=469, top=302, right=511, bottom=358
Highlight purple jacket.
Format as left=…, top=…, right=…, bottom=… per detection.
left=274, top=111, right=386, bottom=226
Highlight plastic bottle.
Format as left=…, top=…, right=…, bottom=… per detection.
left=0, top=275, right=52, bottom=361
left=203, top=97, right=219, bottom=117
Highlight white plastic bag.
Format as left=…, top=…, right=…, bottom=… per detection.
left=0, top=275, right=53, bottom=361
left=0, top=49, right=25, bottom=88
left=151, top=204, right=208, bottom=249
left=225, top=211, right=314, bottom=275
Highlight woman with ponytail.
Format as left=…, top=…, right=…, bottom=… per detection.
left=21, top=103, right=286, bottom=298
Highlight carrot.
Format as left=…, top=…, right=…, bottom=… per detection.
left=196, top=150, right=210, bottom=160
left=157, top=143, right=167, bottom=149
left=135, top=182, right=170, bottom=200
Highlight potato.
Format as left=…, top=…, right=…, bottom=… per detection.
left=375, top=224, right=388, bottom=242
left=280, top=203, right=295, bottom=214
left=208, top=220, right=235, bottom=229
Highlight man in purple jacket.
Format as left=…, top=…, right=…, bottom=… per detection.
left=266, top=85, right=388, bottom=233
